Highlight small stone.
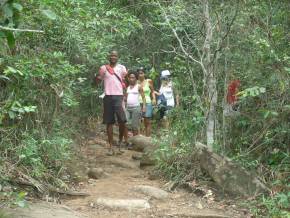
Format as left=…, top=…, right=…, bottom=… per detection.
left=2, top=186, right=12, bottom=192
left=147, top=171, right=159, bottom=180
left=132, top=153, right=142, bottom=160
left=88, top=168, right=104, bottom=179
left=196, top=201, right=204, bottom=209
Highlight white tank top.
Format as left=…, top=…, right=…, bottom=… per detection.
left=159, top=82, right=175, bottom=107
left=127, top=84, right=139, bottom=107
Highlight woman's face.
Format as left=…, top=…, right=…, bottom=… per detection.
left=138, top=71, right=145, bottom=80
left=162, top=79, right=169, bottom=85
left=129, top=73, right=137, bottom=84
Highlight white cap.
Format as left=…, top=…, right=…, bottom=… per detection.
left=161, top=70, right=171, bottom=77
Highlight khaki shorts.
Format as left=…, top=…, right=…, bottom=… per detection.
left=126, top=106, right=141, bottom=131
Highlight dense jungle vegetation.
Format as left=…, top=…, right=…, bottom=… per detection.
left=0, top=0, right=289, bottom=217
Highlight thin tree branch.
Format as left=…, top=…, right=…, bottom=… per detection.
left=157, top=1, right=202, bottom=65
left=0, top=25, right=44, bottom=33
left=212, top=5, right=239, bottom=59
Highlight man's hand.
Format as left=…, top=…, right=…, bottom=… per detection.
left=152, top=99, right=156, bottom=106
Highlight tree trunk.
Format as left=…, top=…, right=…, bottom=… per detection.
left=203, top=0, right=216, bottom=148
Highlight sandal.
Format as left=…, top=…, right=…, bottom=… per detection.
left=115, top=148, right=124, bottom=155
left=106, top=148, right=114, bottom=156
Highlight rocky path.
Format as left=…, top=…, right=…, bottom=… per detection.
left=4, top=130, right=247, bottom=218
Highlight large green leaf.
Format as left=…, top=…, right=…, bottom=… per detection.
left=41, top=9, right=57, bottom=20
left=5, top=31, right=16, bottom=50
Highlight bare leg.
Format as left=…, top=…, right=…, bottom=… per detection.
left=118, top=122, right=126, bottom=143
left=106, top=124, right=114, bottom=155
left=140, top=118, right=145, bottom=135
left=115, top=122, right=126, bottom=154
left=124, top=125, right=128, bottom=143
left=144, top=118, right=151, bottom=137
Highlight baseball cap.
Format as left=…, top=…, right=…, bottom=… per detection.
left=161, top=70, right=171, bottom=77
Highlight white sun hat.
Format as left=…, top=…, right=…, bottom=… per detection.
left=161, top=70, right=171, bottom=77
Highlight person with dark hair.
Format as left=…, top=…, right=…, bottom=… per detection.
left=96, top=50, right=127, bottom=155
left=137, top=67, right=156, bottom=136
left=124, top=71, right=146, bottom=139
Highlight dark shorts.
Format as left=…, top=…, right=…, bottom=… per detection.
left=103, top=95, right=127, bottom=124
left=159, top=106, right=174, bottom=119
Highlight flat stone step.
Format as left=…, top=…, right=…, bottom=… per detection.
left=3, top=203, right=85, bottom=218
left=95, top=197, right=150, bottom=210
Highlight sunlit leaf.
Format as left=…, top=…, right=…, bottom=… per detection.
left=42, top=9, right=57, bottom=20
left=16, top=200, right=26, bottom=208
left=12, top=3, right=23, bottom=11
left=8, top=111, right=15, bottom=119
left=17, top=192, right=27, bottom=199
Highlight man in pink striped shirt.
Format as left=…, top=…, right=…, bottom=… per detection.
left=96, top=51, right=127, bottom=155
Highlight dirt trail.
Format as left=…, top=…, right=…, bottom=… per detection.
left=5, top=127, right=247, bottom=218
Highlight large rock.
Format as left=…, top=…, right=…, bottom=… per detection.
left=128, top=135, right=157, bottom=167
left=132, top=185, right=169, bottom=199
left=95, top=198, right=150, bottom=210
left=196, top=142, right=268, bottom=197
left=128, top=135, right=155, bottom=152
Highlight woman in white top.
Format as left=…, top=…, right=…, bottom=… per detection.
left=157, top=74, right=179, bottom=121
left=124, top=71, right=146, bottom=137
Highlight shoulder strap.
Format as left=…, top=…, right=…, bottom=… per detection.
left=114, top=72, right=123, bottom=84
left=105, top=64, right=123, bottom=85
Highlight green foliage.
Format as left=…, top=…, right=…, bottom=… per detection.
left=0, top=0, right=23, bottom=50
left=238, top=86, right=266, bottom=98
left=0, top=190, right=27, bottom=209
left=154, top=134, right=199, bottom=181
left=248, top=191, right=290, bottom=218
left=0, top=211, right=10, bottom=218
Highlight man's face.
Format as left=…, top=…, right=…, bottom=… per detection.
left=109, top=52, right=118, bottom=64
left=129, top=74, right=136, bottom=84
